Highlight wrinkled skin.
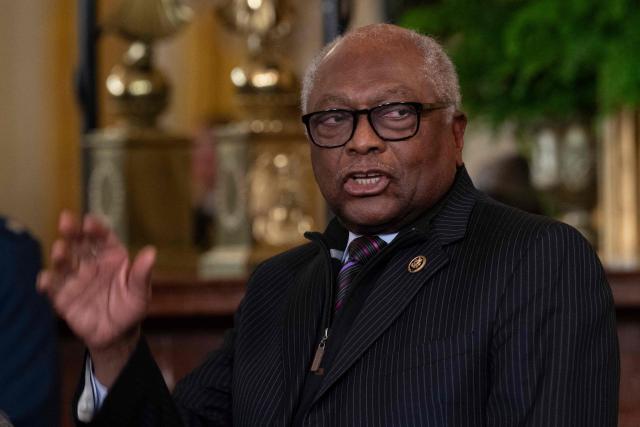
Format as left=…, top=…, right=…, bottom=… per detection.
left=306, top=35, right=467, bottom=234
left=38, top=211, right=156, bottom=386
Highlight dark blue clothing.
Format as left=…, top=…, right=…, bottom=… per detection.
left=0, top=218, right=59, bottom=426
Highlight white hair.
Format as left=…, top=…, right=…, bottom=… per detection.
left=301, top=24, right=462, bottom=116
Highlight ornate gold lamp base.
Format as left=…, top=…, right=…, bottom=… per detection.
left=84, top=128, right=198, bottom=275
left=197, top=114, right=325, bottom=277
left=198, top=123, right=251, bottom=278
left=245, top=119, right=323, bottom=268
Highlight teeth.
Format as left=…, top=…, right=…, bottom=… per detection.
left=354, top=176, right=381, bottom=185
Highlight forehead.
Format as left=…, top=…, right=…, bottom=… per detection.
left=308, top=36, right=431, bottom=110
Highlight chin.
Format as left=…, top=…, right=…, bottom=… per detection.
left=337, top=209, right=404, bottom=234
left=334, top=197, right=433, bottom=234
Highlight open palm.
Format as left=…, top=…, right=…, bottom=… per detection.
left=38, top=211, right=156, bottom=351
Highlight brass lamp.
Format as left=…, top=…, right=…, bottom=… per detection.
left=84, top=0, right=198, bottom=275
left=199, top=0, right=325, bottom=275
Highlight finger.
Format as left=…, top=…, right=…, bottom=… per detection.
left=58, top=211, right=93, bottom=271
left=59, top=210, right=82, bottom=240
left=37, top=269, right=68, bottom=309
left=44, top=236, right=99, bottom=301
left=81, top=214, right=127, bottom=261
left=82, top=214, right=111, bottom=242
left=61, top=214, right=110, bottom=264
left=127, top=246, right=156, bottom=300
left=52, top=235, right=94, bottom=277
left=51, top=239, right=72, bottom=272
left=37, top=269, right=56, bottom=294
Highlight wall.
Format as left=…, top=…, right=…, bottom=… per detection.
left=0, top=1, right=80, bottom=251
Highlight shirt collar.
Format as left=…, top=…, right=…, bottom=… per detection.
left=332, top=231, right=398, bottom=262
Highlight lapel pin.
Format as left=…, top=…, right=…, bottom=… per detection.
left=408, top=255, right=427, bottom=273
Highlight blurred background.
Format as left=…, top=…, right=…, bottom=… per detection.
left=0, top=0, right=639, bottom=425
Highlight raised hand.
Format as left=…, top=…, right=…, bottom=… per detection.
left=38, top=210, right=156, bottom=386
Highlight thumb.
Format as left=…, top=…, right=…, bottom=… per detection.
left=128, top=246, right=156, bottom=299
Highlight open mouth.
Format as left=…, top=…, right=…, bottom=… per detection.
left=343, top=171, right=391, bottom=196
left=352, top=173, right=383, bottom=185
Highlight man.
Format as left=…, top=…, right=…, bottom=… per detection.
left=39, top=24, right=619, bottom=426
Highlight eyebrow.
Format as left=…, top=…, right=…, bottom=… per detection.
left=313, top=86, right=418, bottom=110
left=314, top=95, right=351, bottom=108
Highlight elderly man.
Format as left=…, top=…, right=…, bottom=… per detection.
left=39, top=24, right=619, bottom=426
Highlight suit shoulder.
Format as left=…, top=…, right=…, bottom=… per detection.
left=0, top=216, right=40, bottom=255
left=469, top=196, right=598, bottom=260
left=250, top=242, right=320, bottom=280
left=241, top=242, right=323, bottom=312
left=472, top=196, right=563, bottom=239
left=479, top=197, right=603, bottom=266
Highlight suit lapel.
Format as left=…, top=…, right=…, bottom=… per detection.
left=312, top=166, right=482, bottom=403
left=280, top=248, right=329, bottom=420
left=313, top=233, right=449, bottom=402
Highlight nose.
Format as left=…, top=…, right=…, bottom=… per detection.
left=345, top=114, right=386, bottom=155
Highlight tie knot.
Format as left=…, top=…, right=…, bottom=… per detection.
left=347, top=235, right=386, bottom=264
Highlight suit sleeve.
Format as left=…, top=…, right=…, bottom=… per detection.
left=485, top=222, right=619, bottom=426
left=75, top=337, right=184, bottom=426
left=74, top=320, right=238, bottom=426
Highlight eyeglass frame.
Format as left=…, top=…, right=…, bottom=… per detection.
left=301, top=101, right=453, bottom=148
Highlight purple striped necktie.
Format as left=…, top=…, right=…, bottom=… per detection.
left=335, top=235, right=387, bottom=312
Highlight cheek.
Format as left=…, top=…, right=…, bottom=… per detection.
left=397, top=142, right=455, bottom=202
left=399, top=147, right=437, bottom=186
left=310, top=149, right=340, bottom=199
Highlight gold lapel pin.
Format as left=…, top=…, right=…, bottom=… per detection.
left=408, top=255, right=427, bottom=273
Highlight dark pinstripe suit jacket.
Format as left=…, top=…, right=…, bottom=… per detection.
left=79, top=168, right=619, bottom=426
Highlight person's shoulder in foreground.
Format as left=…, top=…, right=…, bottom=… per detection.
left=0, top=217, right=59, bottom=427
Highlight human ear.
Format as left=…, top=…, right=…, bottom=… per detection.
left=451, top=112, right=467, bottom=165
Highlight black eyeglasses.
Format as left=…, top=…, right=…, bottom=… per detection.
left=301, top=101, right=452, bottom=148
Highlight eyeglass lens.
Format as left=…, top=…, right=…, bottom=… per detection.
left=309, top=103, right=419, bottom=147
